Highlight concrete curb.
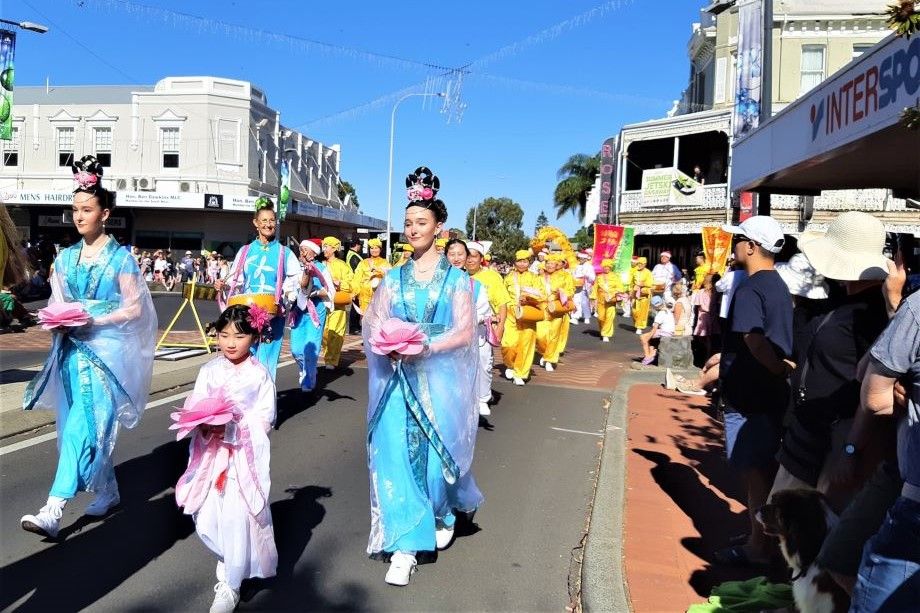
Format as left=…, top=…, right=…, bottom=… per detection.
left=581, top=368, right=694, bottom=612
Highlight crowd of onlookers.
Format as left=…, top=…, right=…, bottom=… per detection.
left=654, top=212, right=920, bottom=609
left=131, top=247, right=232, bottom=289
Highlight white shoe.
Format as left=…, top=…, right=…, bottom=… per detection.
left=602, top=337, right=610, bottom=343
left=20, top=503, right=63, bottom=538
left=545, top=362, right=555, bottom=372
left=513, top=376, right=525, bottom=386
left=324, top=364, right=335, bottom=370
left=385, top=551, right=417, bottom=586
left=85, top=486, right=120, bottom=517
left=539, top=357, right=545, bottom=367
left=504, top=368, right=514, bottom=380
left=665, top=368, right=677, bottom=391
left=635, top=328, right=644, bottom=335
left=209, top=581, right=240, bottom=613
left=436, top=525, right=455, bottom=550
left=478, top=401, right=491, bottom=417
left=570, top=319, right=579, bottom=325
left=584, top=318, right=591, bottom=325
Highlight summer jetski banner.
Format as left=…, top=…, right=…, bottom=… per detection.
left=0, top=30, right=15, bottom=142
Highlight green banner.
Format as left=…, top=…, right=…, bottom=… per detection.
left=614, top=226, right=634, bottom=277
left=0, top=30, right=15, bottom=141
left=278, top=158, right=291, bottom=220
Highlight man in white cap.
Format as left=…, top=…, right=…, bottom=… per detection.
left=651, top=251, right=682, bottom=296
left=715, top=215, right=794, bottom=567
left=180, top=250, right=195, bottom=282
left=572, top=250, right=596, bottom=324
left=466, top=240, right=512, bottom=416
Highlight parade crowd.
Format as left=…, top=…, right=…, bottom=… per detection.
left=9, top=155, right=920, bottom=612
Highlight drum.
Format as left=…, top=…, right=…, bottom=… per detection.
left=183, top=282, right=217, bottom=301
left=227, top=293, right=279, bottom=315
left=333, top=290, right=353, bottom=307
left=547, top=299, right=575, bottom=316
left=517, top=305, right=544, bottom=323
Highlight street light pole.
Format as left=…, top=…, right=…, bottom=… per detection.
left=0, top=19, right=49, bottom=33
left=385, top=91, right=444, bottom=260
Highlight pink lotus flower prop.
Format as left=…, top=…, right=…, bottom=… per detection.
left=169, top=393, right=237, bottom=441
left=37, top=302, right=91, bottom=331
left=370, top=318, right=428, bottom=356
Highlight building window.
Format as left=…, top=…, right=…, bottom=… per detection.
left=216, top=118, right=239, bottom=164
left=93, top=127, right=112, bottom=167
left=161, top=127, right=180, bottom=168
left=2, top=126, right=19, bottom=166
left=800, top=45, right=826, bottom=94
left=57, top=127, right=75, bottom=167
left=852, top=43, right=874, bottom=60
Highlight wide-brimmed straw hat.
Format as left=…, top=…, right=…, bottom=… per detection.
left=799, top=212, right=889, bottom=281
left=775, top=253, right=829, bottom=299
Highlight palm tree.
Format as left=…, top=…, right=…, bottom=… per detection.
left=553, top=153, right=599, bottom=222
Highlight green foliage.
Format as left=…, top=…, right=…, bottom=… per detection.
left=888, top=1, right=920, bottom=37
left=338, top=180, right=359, bottom=208
left=466, top=197, right=530, bottom=263
left=553, top=153, right=600, bottom=222
left=534, top=210, right=549, bottom=234
left=570, top=224, right=595, bottom=250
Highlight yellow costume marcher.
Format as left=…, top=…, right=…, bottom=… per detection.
left=592, top=260, right=626, bottom=341
left=631, top=258, right=654, bottom=331
left=352, top=238, right=390, bottom=314
left=321, top=237, right=354, bottom=367
left=556, top=266, right=576, bottom=353
left=392, top=244, right=413, bottom=267
left=502, top=251, right=546, bottom=382
left=472, top=267, right=513, bottom=318
left=536, top=254, right=574, bottom=367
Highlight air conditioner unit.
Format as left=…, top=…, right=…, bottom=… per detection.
left=115, top=178, right=130, bottom=190
left=136, top=176, right=156, bottom=191
left=179, top=181, right=193, bottom=192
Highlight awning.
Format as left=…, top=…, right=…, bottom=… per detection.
left=732, top=32, right=920, bottom=198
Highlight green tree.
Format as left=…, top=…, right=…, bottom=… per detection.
left=447, top=227, right=467, bottom=239
left=465, top=197, right=530, bottom=263
left=338, top=180, right=359, bottom=208
left=571, top=224, right=595, bottom=250
left=534, top=210, right=549, bottom=234
left=553, top=153, right=599, bottom=222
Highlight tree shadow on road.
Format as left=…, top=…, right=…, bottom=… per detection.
left=0, top=440, right=195, bottom=612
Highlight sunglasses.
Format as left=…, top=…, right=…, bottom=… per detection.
left=733, top=235, right=758, bottom=247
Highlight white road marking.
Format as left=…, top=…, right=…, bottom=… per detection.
left=550, top=427, right=604, bottom=437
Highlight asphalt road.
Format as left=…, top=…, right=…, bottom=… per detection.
left=0, top=326, right=616, bottom=612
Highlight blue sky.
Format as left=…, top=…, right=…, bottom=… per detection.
left=4, top=0, right=703, bottom=236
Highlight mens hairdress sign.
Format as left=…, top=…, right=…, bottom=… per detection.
left=0, top=30, right=15, bottom=141
left=733, top=0, right=763, bottom=139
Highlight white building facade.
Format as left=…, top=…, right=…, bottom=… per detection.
left=0, top=75, right=384, bottom=253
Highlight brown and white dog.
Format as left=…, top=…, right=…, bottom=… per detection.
left=758, top=489, right=850, bottom=613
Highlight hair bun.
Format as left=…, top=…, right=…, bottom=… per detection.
left=73, top=154, right=103, bottom=178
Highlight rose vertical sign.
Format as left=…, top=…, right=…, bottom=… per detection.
left=0, top=30, right=15, bottom=141
left=598, top=137, right=617, bottom=223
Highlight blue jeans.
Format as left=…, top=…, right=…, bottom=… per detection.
left=851, top=496, right=920, bottom=612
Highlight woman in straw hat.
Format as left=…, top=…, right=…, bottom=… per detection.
left=353, top=238, right=390, bottom=317
left=320, top=236, right=354, bottom=369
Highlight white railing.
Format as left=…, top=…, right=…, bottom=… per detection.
left=773, top=189, right=909, bottom=212
left=619, top=183, right=729, bottom=212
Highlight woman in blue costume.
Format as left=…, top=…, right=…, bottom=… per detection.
left=21, top=155, right=156, bottom=538
left=363, top=167, right=483, bottom=586
left=289, top=238, right=335, bottom=392
left=215, top=198, right=300, bottom=381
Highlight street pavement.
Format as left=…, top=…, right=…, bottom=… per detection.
left=0, top=320, right=630, bottom=612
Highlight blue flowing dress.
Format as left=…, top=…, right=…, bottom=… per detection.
left=289, top=261, right=331, bottom=392
left=363, top=256, right=483, bottom=555
left=24, top=238, right=156, bottom=497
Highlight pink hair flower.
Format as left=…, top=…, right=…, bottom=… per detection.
left=420, top=187, right=434, bottom=200
left=247, top=305, right=271, bottom=332
left=74, top=170, right=99, bottom=189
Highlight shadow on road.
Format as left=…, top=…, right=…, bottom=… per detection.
left=0, top=368, right=40, bottom=384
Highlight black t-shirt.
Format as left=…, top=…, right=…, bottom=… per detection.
left=720, top=269, right=794, bottom=414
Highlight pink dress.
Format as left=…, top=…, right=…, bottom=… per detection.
left=175, top=356, right=277, bottom=588
left=692, top=290, right=720, bottom=336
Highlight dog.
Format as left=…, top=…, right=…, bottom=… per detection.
left=758, top=489, right=850, bottom=613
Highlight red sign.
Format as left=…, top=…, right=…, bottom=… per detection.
left=592, top=224, right=625, bottom=271
left=739, top=191, right=755, bottom=222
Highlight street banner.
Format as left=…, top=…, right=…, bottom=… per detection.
left=592, top=223, right=625, bottom=272
left=702, top=226, right=732, bottom=274
left=641, top=167, right=702, bottom=207
left=278, top=159, right=291, bottom=221
left=0, top=30, right=15, bottom=141
left=614, top=226, right=635, bottom=277
left=734, top=0, right=763, bottom=139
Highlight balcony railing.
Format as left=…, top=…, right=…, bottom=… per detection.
left=619, top=183, right=729, bottom=213
left=772, top=189, right=911, bottom=212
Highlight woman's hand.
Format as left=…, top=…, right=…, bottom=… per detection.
left=214, top=278, right=226, bottom=292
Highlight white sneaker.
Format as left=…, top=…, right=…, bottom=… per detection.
left=602, top=337, right=610, bottom=343
left=584, top=318, right=591, bottom=325
left=21, top=503, right=63, bottom=538
left=504, top=368, right=514, bottom=380
left=635, top=328, right=644, bottom=335
left=513, top=376, right=525, bottom=386
left=478, top=401, right=491, bottom=417
left=570, top=319, right=579, bottom=325
left=85, top=486, right=120, bottom=517
left=385, top=551, right=417, bottom=586
left=545, top=362, right=555, bottom=372
left=436, top=525, right=455, bottom=550
left=209, top=581, right=240, bottom=613
left=539, top=357, right=545, bottom=367
left=665, top=368, right=677, bottom=391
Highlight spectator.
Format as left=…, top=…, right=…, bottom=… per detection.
left=692, top=252, right=709, bottom=291
left=639, top=295, right=675, bottom=365
left=180, top=250, right=194, bottom=283
left=715, top=216, right=793, bottom=567
left=692, top=273, right=721, bottom=360
left=152, top=250, right=168, bottom=285
left=671, top=282, right=693, bottom=337
left=651, top=251, right=683, bottom=296
left=217, top=254, right=229, bottom=281
left=206, top=252, right=220, bottom=284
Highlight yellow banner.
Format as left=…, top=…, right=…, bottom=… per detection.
left=702, top=226, right=732, bottom=275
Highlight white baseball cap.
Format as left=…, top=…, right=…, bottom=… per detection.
left=723, top=216, right=786, bottom=254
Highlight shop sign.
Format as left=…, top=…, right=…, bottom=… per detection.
left=38, top=212, right=126, bottom=229
left=116, top=191, right=204, bottom=209
left=640, top=168, right=703, bottom=207
left=1, top=190, right=73, bottom=205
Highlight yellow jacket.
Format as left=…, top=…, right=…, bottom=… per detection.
left=630, top=268, right=654, bottom=298
left=353, top=256, right=390, bottom=311
left=504, top=269, right=546, bottom=309
left=592, top=272, right=626, bottom=304
left=325, top=257, right=354, bottom=295
left=472, top=267, right=513, bottom=315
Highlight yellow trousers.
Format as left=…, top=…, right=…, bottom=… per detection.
left=539, top=315, right=567, bottom=364
left=501, top=314, right=537, bottom=379
left=558, top=313, right=570, bottom=354
left=632, top=297, right=650, bottom=330
left=322, top=308, right=348, bottom=366
left=597, top=301, right=616, bottom=339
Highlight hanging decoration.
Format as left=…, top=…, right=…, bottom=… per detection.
left=0, top=30, right=15, bottom=142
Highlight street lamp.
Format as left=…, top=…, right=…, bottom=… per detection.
left=385, top=91, right=445, bottom=259
left=0, top=19, right=49, bottom=33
